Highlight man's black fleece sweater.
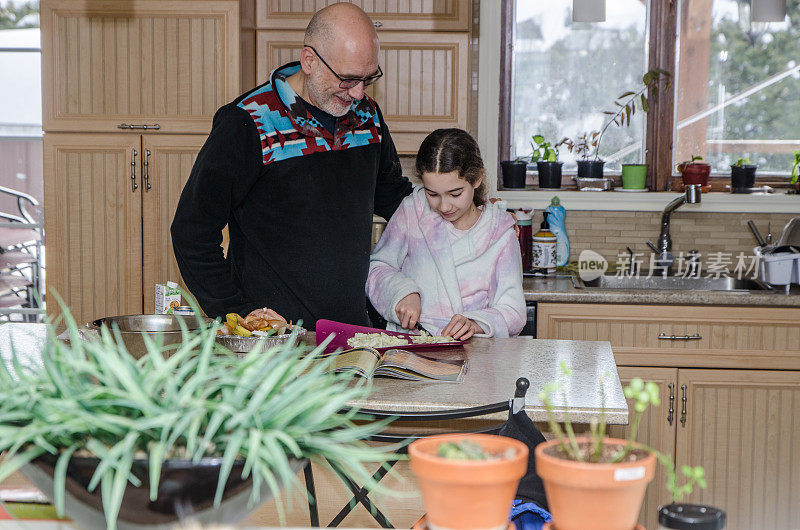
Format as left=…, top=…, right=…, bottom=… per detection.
left=170, top=63, right=412, bottom=329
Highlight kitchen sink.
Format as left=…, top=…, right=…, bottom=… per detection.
left=572, top=274, right=773, bottom=292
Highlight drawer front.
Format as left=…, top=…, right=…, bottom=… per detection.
left=537, top=303, right=800, bottom=369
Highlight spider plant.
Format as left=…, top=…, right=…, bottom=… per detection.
left=0, top=299, right=399, bottom=529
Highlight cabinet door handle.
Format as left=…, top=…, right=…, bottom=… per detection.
left=667, top=382, right=674, bottom=426
left=143, top=149, right=152, bottom=191
left=659, top=333, right=702, bottom=340
left=680, top=383, right=687, bottom=427
left=118, top=123, right=161, bottom=130
left=373, top=21, right=383, bottom=28
left=130, top=148, right=138, bottom=192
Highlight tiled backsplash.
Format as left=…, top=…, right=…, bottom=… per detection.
left=560, top=211, right=796, bottom=264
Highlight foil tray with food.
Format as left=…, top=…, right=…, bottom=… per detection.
left=215, top=307, right=305, bottom=353
left=572, top=175, right=614, bottom=191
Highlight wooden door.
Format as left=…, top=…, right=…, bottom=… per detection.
left=255, top=30, right=469, bottom=154
left=256, top=0, right=470, bottom=31
left=41, top=0, right=240, bottom=133
left=43, top=133, right=144, bottom=323
left=607, top=367, right=678, bottom=530
left=141, top=135, right=206, bottom=313
left=676, top=369, right=800, bottom=530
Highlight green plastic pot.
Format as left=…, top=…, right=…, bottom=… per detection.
left=621, top=164, right=648, bottom=189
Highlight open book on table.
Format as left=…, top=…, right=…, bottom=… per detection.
left=327, top=347, right=467, bottom=383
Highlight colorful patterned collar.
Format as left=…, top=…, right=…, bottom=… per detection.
left=271, top=62, right=377, bottom=140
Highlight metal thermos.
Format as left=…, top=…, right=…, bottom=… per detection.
left=515, top=208, right=533, bottom=271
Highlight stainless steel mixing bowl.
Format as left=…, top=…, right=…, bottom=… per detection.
left=88, top=314, right=216, bottom=359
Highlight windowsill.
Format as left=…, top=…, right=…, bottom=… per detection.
left=495, top=189, right=799, bottom=213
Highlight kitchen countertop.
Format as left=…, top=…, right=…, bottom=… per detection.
left=524, top=274, right=800, bottom=306
left=0, top=324, right=628, bottom=425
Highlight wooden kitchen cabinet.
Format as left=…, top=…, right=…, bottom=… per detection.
left=43, top=133, right=144, bottom=323
left=256, top=0, right=470, bottom=31
left=255, top=30, right=469, bottom=154
left=537, top=302, right=800, bottom=530
left=40, top=0, right=240, bottom=134
left=676, top=369, right=800, bottom=530
left=140, top=135, right=207, bottom=313
left=44, top=133, right=204, bottom=322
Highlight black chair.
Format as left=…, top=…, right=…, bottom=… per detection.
left=303, top=377, right=531, bottom=528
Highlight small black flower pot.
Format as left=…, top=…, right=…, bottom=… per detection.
left=536, top=161, right=564, bottom=189
left=730, top=164, right=757, bottom=189
left=576, top=160, right=605, bottom=179
left=500, top=160, right=528, bottom=189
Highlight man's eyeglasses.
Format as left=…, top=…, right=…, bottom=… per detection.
left=304, top=45, right=383, bottom=89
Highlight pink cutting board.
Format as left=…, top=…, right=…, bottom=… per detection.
left=315, top=319, right=467, bottom=354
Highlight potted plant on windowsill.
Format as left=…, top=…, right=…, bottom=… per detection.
left=677, top=155, right=711, bottom=190
left=559, top=131, right=603, bottom=180
left=535, top=365, right=707, bottom=530
left=790, top=150, right=800, bottom=194
left=0, top=300, right=399, bottom=530
left=730, top=157, right=757, bottom=189
left=561, top=69, right=671, bottom=185
left=531, top=134, right=563, bottom=189
left=500, top=157, right=529, bottom=189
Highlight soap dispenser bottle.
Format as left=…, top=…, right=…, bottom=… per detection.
left=532, top=212, right=557, bottom=275
left=546, top=196, right=570, bottom=267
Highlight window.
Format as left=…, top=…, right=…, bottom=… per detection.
left=0, top=0, right=44, bottom=322
left=676, top=0, right=800, bottom=176
left=0, top=0, right=42, bottom=220
left=501, top=0, right=800, bottom=189
left=511, top=1, right=648, bottom=172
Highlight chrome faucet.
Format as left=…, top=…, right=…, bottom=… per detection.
left=646, top=185, right=702, bottom=276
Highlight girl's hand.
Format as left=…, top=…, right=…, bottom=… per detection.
left=395, top=293, right=422, bottom=330
left=441, top=314, right=484, bottom=340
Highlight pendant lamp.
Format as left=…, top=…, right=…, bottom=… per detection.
left=751, top=0, right=786, bottom=22
left=572, top=0, right=606, bottom=23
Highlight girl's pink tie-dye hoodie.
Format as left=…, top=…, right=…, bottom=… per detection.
left=367, top=187, right=526, bottom=337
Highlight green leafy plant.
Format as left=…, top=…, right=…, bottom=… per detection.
left=540, top=363, right=706, bottom=503
left=732, top=157, right=751, bottom=167
left=560, top=68, right=671, bottom=163
left=791, top=150, right=800, bottom=184
left=0, top=299, right=399, bottom=529
left=530, top=134, right=560, bottom=163
left=676, top=155, right=705, bottom=172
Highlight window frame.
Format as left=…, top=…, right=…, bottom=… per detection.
left=498, top=0, right=792, bottom=192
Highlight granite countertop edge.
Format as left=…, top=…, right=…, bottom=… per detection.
left=524, top=276, right=800, bottom=307
left=349, top=399, right=627, bottom=424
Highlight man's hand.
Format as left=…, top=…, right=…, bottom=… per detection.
left=395, top=293, right=421, bottom=330
left=441, top=314, right=484, bottom=340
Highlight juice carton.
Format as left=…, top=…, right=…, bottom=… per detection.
left=155, top=281, right=182, bottom=314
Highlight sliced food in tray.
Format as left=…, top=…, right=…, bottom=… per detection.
left=315, top=319, right=467, bottom=354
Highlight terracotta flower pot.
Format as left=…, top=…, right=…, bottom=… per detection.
left=677, top=162, right=711, bottom=187
left=409, top=433, right=528, bottom=530
left=534, top=437, right=656, bottom=530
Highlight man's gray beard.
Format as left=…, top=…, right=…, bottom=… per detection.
left=307, top=74, right=350, bottom=117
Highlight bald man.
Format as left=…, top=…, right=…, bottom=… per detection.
left=171, top=3, right=412, bottom=328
